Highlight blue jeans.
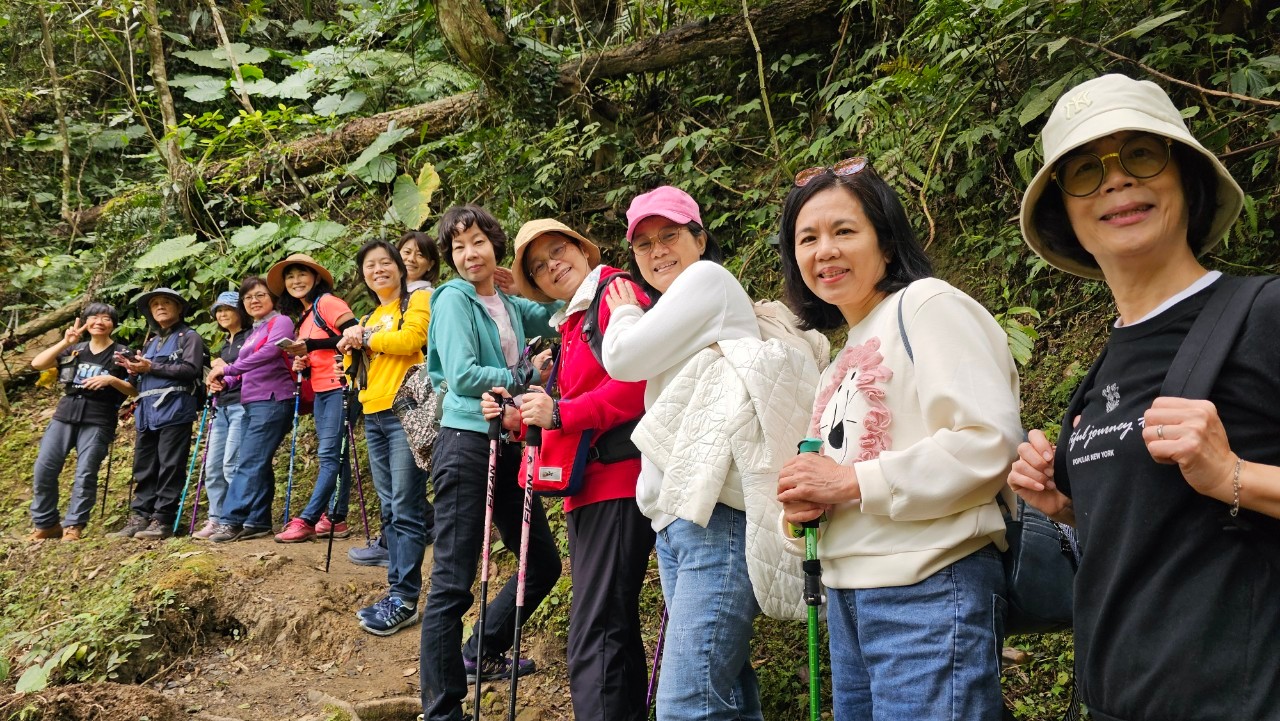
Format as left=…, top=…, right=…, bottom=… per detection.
left=827, top=545, right=1006, bottom=721
left=420, top=428, right=561, bottom=721
left=364, top=410, right=429, bottom=602
left=300, top=389, right=351, bottom=523
left=30, top=419, right=114, bottom=528
left=202, top=402, right=245, bottom=525
left=221, top=400, right=293, bottom=530
left=654, top=503, right=762, bottom=721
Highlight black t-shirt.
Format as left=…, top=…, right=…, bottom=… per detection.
left=52, top=341, right=130, bottom=428
left=215, top=329, right=249, bottom=406
left=1056, top=277, right=1280, bottom=721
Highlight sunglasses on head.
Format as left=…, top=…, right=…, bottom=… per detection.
left=794, top=156, right=869, bottom=187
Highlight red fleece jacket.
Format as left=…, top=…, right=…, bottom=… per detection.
left=525, top=267, right=648, bottom=512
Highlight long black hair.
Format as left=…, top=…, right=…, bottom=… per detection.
left=626, top=221, right=725, bottom=300
left=355, top=239, right=409, bottom=306
left=275, top=264, right=336, bottom=318
left=777, top=164, right=933, bottom=331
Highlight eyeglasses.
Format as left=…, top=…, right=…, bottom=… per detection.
left=1052, top=134, right=1172, bottom=197
left=529, top=242, right=573, bottom=279
left=794, top=156, right=869, bottom=187
left=243, top=292, right=272, bottom=302
left=632, top=226, right=686, bottom=257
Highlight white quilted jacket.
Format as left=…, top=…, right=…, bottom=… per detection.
left=632, top=337, right=819, bottom=621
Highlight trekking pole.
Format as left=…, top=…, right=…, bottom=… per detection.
left=173, top=398, right=213, bottom=533
left=283, top=371, right=303, bottom=524
left=797, top=438, right=825, bottom=721
left=645, top=605, right=669, bottom=712
left=325, top=380, right=356, bottom=573
left=188, top=399, right=218, bottom=534
left=347, top=382, right=371, bottom=541
left=473, top=393, right=506, bottom=719
left=508, top=422, right=542, bottom=721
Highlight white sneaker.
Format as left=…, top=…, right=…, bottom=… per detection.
left=191, top=519, right=218, bottom=540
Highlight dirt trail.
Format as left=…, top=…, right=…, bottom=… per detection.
left=154, top=533, right=573, bottom=721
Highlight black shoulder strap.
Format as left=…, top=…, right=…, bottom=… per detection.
left=398, top=292, right=411, bottom=331
left=582, top=273, right=632, bottom=367
left=1161, top=275, right=1274, bottom=399
left=310, top=293, right=338, bottom=338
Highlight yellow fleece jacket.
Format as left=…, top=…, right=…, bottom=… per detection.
left=359, top=290, right=430, bottom=413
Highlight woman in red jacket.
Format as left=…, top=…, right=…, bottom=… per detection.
left=483, top=219, right=653, bottom=721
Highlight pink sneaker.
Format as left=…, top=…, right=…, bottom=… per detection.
left=192, top=519, right=218, bottom=540
left=315, top=513, right=351, bottom=539
left=274, top=518, right=316, bottom=543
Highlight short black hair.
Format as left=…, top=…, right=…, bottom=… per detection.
left=355, top=239, right=410, bottom=305
left=81, top=302, right=119, bottom=326
left=399, top=230, right=442, bottom=285
left=437, top=205, right=508, bottom=272
left=275, top=264, right=336, bottom=318
left=238, top=276, right=275, bottom=318
left=1033, top=140, right=1220, bottom=275
left=777, top=164, right=934, bottom=331
left=626, top=221, right=725, bottom=300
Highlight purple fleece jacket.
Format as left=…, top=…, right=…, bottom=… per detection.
left=222, top=312, right=296, bottom=403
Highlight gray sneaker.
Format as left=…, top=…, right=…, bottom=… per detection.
left=109, top=514, right=150, bottom=538
left=348, top=536, right=390, bottom=567
left=134, top=519, right=174, bottom=540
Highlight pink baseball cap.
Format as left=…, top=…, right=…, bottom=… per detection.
left=625, top=186, right=703, bottom=243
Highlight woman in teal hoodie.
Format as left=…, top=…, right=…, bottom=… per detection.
left=419, top=204, right=562, bottom=721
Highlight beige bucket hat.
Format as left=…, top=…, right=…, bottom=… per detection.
left=510, top=219, right=602, bottom=302
left=265, top=253, right=336, bottom=296
left=1020, top=73, right=1244, bottom=279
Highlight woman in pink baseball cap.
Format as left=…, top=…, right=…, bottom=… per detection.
left=601, top=185, right=765, bottom=720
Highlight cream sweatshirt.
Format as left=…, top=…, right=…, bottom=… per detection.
left=602, top=260, right=760, bottom=531
left=813, top=277, right=1022, bottom=588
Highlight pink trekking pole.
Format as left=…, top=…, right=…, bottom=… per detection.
left=646, top=605, right=669, bottom=712
left=473, top=393, right=506, bottom=719
left=508, top=422, right=541, bottom=721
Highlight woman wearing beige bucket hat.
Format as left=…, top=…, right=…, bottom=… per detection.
left=482, top=218, right=653, bottom=720
left=268, top=254, right=363, bottom=543
left=1008, top=73, right=1280, bottom=721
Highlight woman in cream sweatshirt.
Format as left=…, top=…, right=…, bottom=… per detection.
left=775, top=160, right=1021, bottom=721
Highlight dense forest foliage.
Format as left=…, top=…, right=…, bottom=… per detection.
left=0, top=0, right=1277, bottom=716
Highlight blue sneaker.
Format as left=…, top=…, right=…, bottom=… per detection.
left=463, top=654, right=537, bottom=685
left=359, top=596, right=419, bottom=636
left=348, top=536, right=389, bottom=567
left=355, top=595, right=391, bottom=622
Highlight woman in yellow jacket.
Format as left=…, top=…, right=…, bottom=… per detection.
left=337, top=239, right=431, bottom=636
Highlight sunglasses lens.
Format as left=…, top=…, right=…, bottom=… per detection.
left=1121, top=135, right=1169, bottom=179
left=832, top=157, right=868, bottom=176
left=794, top=167, right=824, bottom=187
left=1057, top=155, right=1104, bottom=197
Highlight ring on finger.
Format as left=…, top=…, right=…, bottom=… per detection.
left=1157, top=424, right=1165, bottom=440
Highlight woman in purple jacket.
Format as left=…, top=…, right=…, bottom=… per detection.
left=205, top=276, right=298, bottom=542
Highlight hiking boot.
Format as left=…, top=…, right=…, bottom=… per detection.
left=464, top=654, right=537, bottom=685
left=238, top=526, right=271, bottom=541
left=134, top=519, right=174, bottom=540
left=208, top=523, right=243, bottom=543
left=28, top=525, right=63, bottom=541
left=356, top=594, right=392, bottom=623
left=348, top=536, right=389, bottom=567
left=61, top=525, right=83, bottom=541
left=109, top=514, right=149, bottom=539
left=191, top=519, right=218, bottom=540
left=315, top=513, right=350, bottom=539
left=359, top=596, right=419, bottom=636
left=274, top=518, right=315, bottom=543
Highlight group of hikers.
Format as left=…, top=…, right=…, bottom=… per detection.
left=22, top=72, right=1280, bottom=721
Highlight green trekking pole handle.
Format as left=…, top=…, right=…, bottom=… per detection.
left=796, top=437, right=824, bottom=721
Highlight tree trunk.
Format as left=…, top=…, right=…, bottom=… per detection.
left=37, top=5, right=74, bottom=230
left=437, top=0, right=512, bottom=86
left=141, top=0, right=187, bottom=182
left=55, top=0, right=843, bottom=231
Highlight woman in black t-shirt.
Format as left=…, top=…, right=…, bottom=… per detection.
left=1008, top=74, right=1280, bottom=721
left=28, top=303, right=134, bottom=541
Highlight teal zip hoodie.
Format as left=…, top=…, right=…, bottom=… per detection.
left=427, top=278, right=561, bottom=433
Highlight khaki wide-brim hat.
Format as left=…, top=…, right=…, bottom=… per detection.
left=510, top=219, right=602, bottom=302
left=136, top=287, right=188, bottom=326
left=1020, top=73, right=1244, bottom=280
left=265, top=253, right=335, bottom=296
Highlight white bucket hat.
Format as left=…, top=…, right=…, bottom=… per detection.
left=1020, top=73, right=1244, bottom=279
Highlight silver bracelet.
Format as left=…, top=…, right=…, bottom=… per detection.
left=1230, top=456, right=1244, bottom=518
